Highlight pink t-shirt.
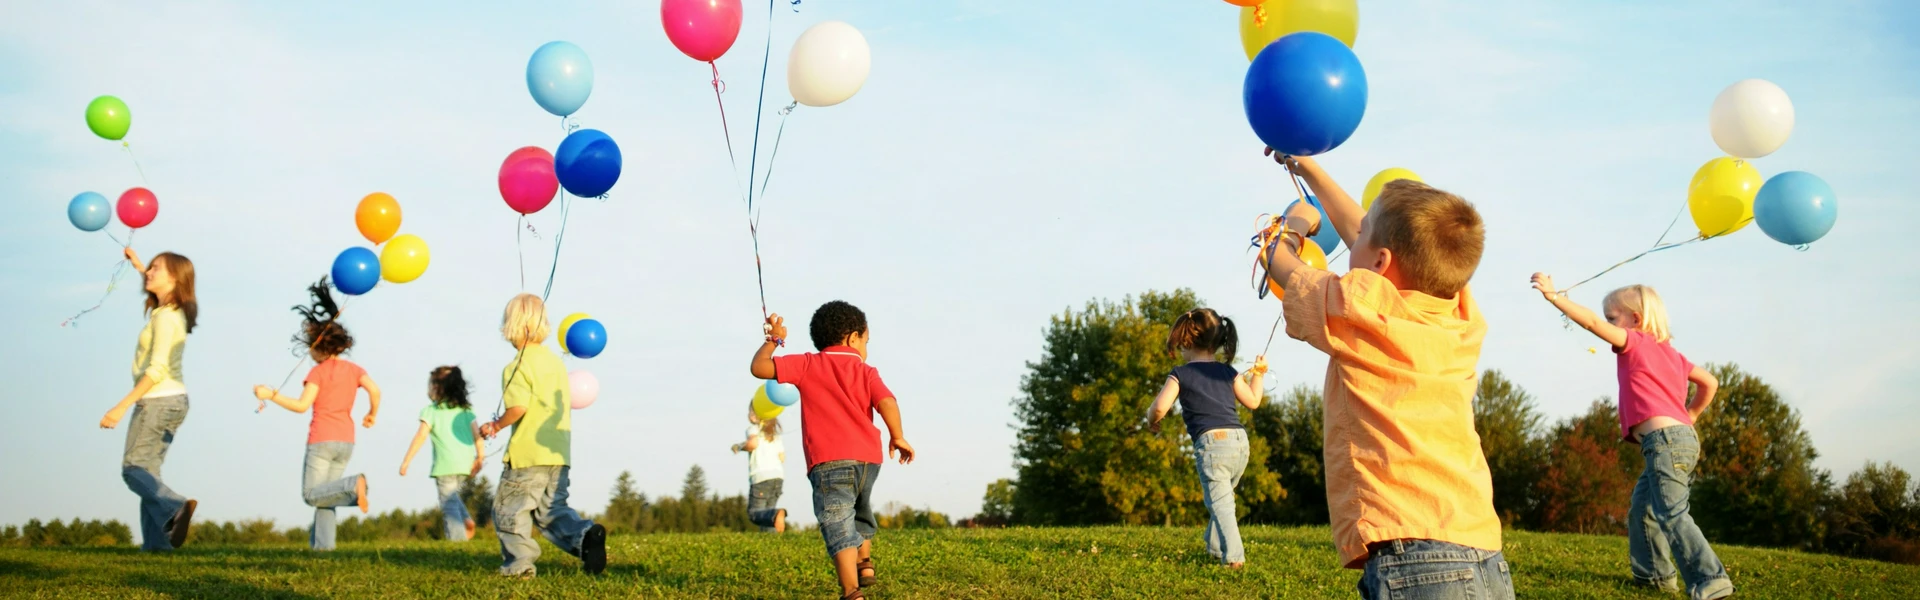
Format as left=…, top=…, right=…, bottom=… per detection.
left=305, top=358, right=367, bottom=445
left=1613, top=330, right=1695, bottom=440
left=773, top=347, right=895, bottom=469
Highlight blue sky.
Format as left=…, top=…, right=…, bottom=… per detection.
left=3, top=0, right=1917, bottom=536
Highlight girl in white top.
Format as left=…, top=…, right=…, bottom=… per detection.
left=731, top=409, right=787, bottom=532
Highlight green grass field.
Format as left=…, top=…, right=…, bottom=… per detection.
left=1, top=526, right=1913, bottom=599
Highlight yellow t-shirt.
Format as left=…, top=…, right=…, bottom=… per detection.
left=132, top=305, right=188, bottom=398
left=1284, top=267, right=1501, bottom=568
left=501, top=342, right=571, bottom=468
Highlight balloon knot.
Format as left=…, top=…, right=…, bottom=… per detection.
left=790, top=0, right=802, bottom=12
left=1254, top=6, right=1267, bottom=27
left=710, top=62, right=727, bottom=94
left=1793, top=243, right=1812, bottom=252
left=779, top=101, right=798, bottom=116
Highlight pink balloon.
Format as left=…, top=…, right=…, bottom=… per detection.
left=499, top=146, right=558, bottom=215
left=569, top=370, right=600, bottom=410
left=117, top=187, right=158, bottom=229
left=661, top=0, right=743, bottom=62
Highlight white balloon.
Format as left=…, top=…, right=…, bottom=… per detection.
left=1709, top=79, right=1795, bottom=159
left=787, top=21, right=871, bottom=108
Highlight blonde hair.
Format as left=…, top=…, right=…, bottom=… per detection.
left=1369, top=180, right=1484, bottom=298
left=500, top=293, right=550, bottom=346
left=1603, top=285, right=1671, bottom=343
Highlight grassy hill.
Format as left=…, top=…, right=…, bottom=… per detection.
left=0, top=525, right=1912, bottom=598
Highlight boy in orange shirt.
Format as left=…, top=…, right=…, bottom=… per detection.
left=1262, top=149, right=1513, bottom=599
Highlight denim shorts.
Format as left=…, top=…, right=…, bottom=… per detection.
left=808, top=460, right=880, bottom=557
left=1358, top=539, right=1514, bottom=600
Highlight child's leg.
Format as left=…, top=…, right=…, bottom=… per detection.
left=531, top=467, right=598, bottom=557
left=1627, top=456, right=1677, bottom=589
left=1642, top=428, right=1734, bottom=599
left=121, top=396, right=189, bottom=551
left=1195, top=430, right=1250, bottom=564
left=748, top=478, right=781, bottom=531
left=493, top=466, right=546, bottom=576
left=809, top=460, right=872, bottom=596
left=852, top=463, right=880, bottom=585
left=301, top=442, right=357, bottom=550
left=437, top=475, right=470, bottom=541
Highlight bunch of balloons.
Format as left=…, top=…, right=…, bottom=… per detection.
left=750, top=379, right=801, bottom=420
left=556, top=312, right=609, bottom=359
left=333, top=193, right=431, bottom=296
left=1238, top=0, right=1365, bottom=157
left=517, top=41, right=624, bottom=205
left=1689, top=79, right=1836, bottom=246
left=66, top=96, right=159, bottom=237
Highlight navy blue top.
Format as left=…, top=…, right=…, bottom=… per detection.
left=1170, top=361, right=1245, bottom=440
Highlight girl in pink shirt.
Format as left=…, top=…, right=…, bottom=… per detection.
left=1532, top=275, right=1734, bottom=599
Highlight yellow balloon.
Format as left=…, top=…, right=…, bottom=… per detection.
left=557, top=312, right=590, bottom=354
left=1239, top=0, right=1359, bottom=61
left=379, top=234, right=431, bottom=283
left=751, top=386, right=784, bottom=420
left=1361, top=167, right=1422, bottom=212
left=1687, top=157, right=1763, bottom=238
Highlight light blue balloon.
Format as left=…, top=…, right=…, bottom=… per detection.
left=68, top=191, right=111, bottom=232
left=527, top=41, right=594, bottom=117
left=764, top=380, right=801, bottom=407
left=1753, top=171, right=1838, bottom=246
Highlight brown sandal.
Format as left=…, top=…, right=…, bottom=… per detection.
left=857, top=558, right=877, bottom=588
left=840, top=589, right=864, bottom=600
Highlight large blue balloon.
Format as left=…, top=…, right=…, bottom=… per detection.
left=1753, top=171, right=1838, bottom=246
left=68, top=191, right=111, bottom=232
left=555, top=129, right=622, bottom=198
left=331, top=247, right=381, bottom=296
left=1243, top=32, right=1368, bottom=157
left=764, top=380, right=801, bottom=407
left=527, top=41, right=594, bottom=117
left=566, top=318, right=607, bottom=358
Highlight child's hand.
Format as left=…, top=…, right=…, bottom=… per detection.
left=253, top=385, right=273, bottom=401
left=889, top=437, right=915, bottom=465
left=1530, top=272, right=1561, bottom=300
left=479, top=421, right=499, bottom=439
left=1263, top=146, right=1306, bottom=172
left=362, top=412, right=377, bottom=428
left=1146, top=418, right=1162, bottom=435
left=1252, top=355, right=1269, bottom=376
left=764, top=313, right=787, bottom=344
left=399, top=464, right=409, bottom=477
left=100, top=406, right=128, bottom=429
left=470, top=456, right=484, bottom=477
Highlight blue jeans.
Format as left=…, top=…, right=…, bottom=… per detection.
left=1193, top=428, right=1250, bottom=564
left=809, top=460, right=880, bottom=557
left=121, top=394, right=190, bottom=551
left=1358, top=539, right=1514, bottom=600
left=436, top=475, right=471, bottom=541
left=748, top=478, right=784, bottom=532
left=1630, top=425, right=1735, bottom=599
left=302, top=442, right=363, bottom=551
left=494, top=465, right=596, bottom=576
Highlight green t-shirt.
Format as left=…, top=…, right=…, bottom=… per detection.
left=501, top=342, right=571, bottom=468
left=419, top=404, right=478, bottom=477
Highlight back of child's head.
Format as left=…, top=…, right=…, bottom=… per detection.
left=809, top=300, right=867, bottom=350
left=760, top=416, right=782, bottom=440
left=429, top=365, right=472, bottom=410
left=1603, top=284, right=1672, bottom=343
left=500, top=293, right=550, bottom=347
left=293, top=277, right=353, bottom=357
left=1369, top=180, right=1485, bottom=299
left=1166, top=307, right=1239, bottom=364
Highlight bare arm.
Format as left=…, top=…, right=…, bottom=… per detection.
left=479, top=406, right=527, bottom=438
left=100, top=375, right=159, bottom=429
left=400, top=421, right=431, bottom=476
left=124, top=247, right=145, bottom=274
left=1146, top=376, right=1180, bottom=433
left=1531, top=273, right=1629, bottom=349
left=1686, top=366, right=1719, bottom=420
left=470, top=419, right=486, bottom=477
left=254, top=383, right=321, bottom=413
left=359, top=374, right=381, bottom=427
left=877, top=396, right=914, bottom=464
left=1232, top=357, right=1270, bottom=410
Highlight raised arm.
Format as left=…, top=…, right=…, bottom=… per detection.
left=750, top=314, right=786, bottom=380
left=1268, top=150, right=1364, bottom=248
left=1531, top=273, right=1628, bottom=349
left=1232, top=356, right=1269, bottom=410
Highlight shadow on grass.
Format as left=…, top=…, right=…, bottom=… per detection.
left=0, top=558, right=66, bottom=578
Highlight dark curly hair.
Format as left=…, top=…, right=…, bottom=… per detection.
left=429, top=366, right=471, bottom=410
left=292, top=277, right=354, bottom=358
left=809, top=300, right=867, bottom=351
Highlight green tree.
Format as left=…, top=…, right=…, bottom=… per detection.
left=602, top=471, right=649, bottom=533
left=1473, top=370, right=1549, bottom=527
left=979, top=478, right=1016, bottom=524
left=1010, top=290, right=1282, bottom=526
left=1246, top=385, right=1323, bottom=525
left=462, top=475, right=494, bottom=528
left=1824, top=461, right=1920, bottom=561
left=1534, top=400, right=1639, bottom=534
left=1690, top=364, right=1830, bottom=549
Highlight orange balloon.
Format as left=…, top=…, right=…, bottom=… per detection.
left=1264, top=238, right=1328, bottom=300
left=355, top=193, right=402, bottom=245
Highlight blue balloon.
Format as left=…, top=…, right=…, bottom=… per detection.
left=331, top=247, right=381, bottom=296
left=555, top=129, right=622, bottom=198
left=67, top=191, right=111, bottom=232
left=527, top=41, right=594, bottom=117
left=566, top=318, right=607, bottom=358
left=1286, top=195, right=1341, bottom=253
left=1243, top=32, right=1368, bottom=157
left=764, top=380, right=801, bottom=407
left=1753, top=171, right=1838, bottom=246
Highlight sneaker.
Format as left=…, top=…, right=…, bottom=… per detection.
left=168, top=499, right=197, bottom=549
left=581, top=524, right=607, bottom=575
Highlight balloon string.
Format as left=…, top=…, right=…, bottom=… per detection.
left=516, top=215, right=527, bottom=291
left=263, top=292, right=352, bottom=413
left=710, top=61, right=752, bottom=210
left=738, top=0, right=779, bottom=329
left=121, top=141, right=151, bottom=187
left=1560, top=213, right=1752, bottom=296
left=751, top=103, right=799, bottom=227
left=59, top=230, right=138, bottom=328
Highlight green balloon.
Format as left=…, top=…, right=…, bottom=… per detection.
left=86, top=95, right=130, bottom=141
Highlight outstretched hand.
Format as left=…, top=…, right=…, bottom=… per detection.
left=1530, top=273, right=1560, bottom=300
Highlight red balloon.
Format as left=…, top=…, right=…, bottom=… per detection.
left=117, top=187, right=158, bottom=229
left=662, top=0, right=744, bottom=62
left=499, top=147, right=559, bottom=214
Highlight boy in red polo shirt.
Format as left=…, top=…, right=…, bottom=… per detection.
left=750, top=301, right=914, bottom=600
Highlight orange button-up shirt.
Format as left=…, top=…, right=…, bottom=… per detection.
left=1284, top=267, right=1502, bottom=568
